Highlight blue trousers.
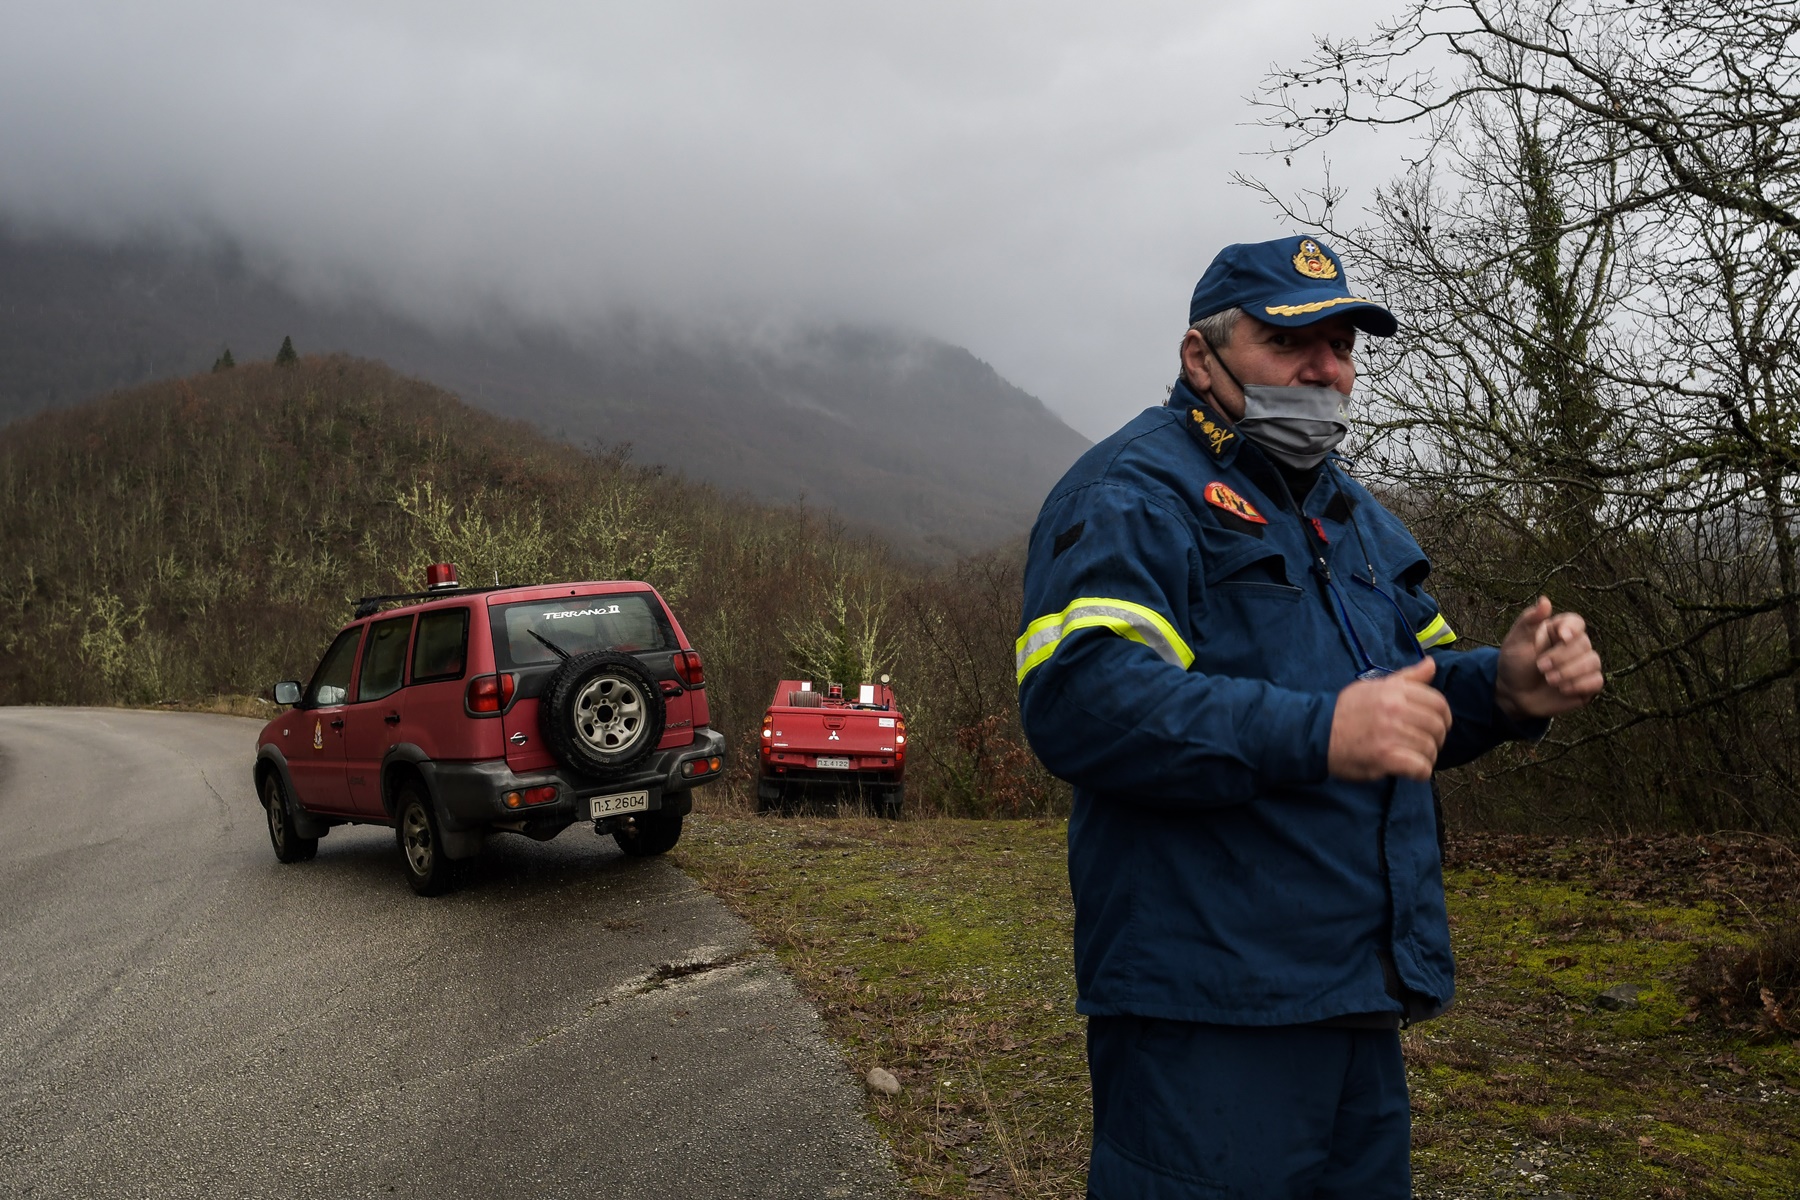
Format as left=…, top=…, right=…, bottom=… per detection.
left=1086, top=1017, right=1411, bottom=1199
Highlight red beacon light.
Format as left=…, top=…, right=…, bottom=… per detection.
left=425, top=563, right=460, bottom=591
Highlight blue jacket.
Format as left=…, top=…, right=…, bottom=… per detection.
left=1017, top=381, right=1542, bottom=1025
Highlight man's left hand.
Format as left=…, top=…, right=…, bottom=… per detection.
left=1494, top=596, right=1604, bottom=720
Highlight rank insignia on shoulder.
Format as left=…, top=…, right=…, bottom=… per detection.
left=1204, top=481, right=1267, bottom=524
left=1190, top=409, right=1235, bottom=455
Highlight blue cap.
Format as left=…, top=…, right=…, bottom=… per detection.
left=1188, top=235, right=1396, bottom=337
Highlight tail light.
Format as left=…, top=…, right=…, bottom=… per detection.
left=673, top=649, right=705, bottom=687
left=760, top=713, right=772, bottom=757
left=503, top=784, right=559, bottom=808
left=466, top=672, right=516, bottom=714
left=895, top=719, right=907, bottom=759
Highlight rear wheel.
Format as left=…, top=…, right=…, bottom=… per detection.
left=614, top=809, right=683, bottom=856
left=396, top=784, right=459, bottom=896
left=263, top=773, right=318, bottom=863
left=879, top=784, right=905, bottom=821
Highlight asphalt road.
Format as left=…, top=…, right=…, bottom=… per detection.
left=0, top=707, right=904, bottom=1200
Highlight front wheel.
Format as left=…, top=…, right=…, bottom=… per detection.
left=263, top=773, right=318, bottom=863
left=614, top=809, right=683, bottom=857
left=396, top=784, right=459, bottom=896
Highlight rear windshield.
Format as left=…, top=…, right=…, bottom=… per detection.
left=490, top=592, right=675, bottom=669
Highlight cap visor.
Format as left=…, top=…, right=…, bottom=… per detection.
left=1252, top=290, right=1397, bottom=337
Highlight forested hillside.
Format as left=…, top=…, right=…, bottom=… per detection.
left=0, top=230, right=1092, bottom=556
left=0, top=356, right=1059, bottom=816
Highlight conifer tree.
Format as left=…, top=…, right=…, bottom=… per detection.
left=211, top=347, right=235, bottom=372
left=274, top=336, right=298, bottom=367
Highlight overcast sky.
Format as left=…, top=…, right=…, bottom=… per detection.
left=0, top=1, right=1405, bottom=439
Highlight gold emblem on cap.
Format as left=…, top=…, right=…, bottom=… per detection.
left=1292, top=239, right=1338, bottom=280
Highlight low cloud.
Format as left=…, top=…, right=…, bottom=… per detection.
left=0, top=0, right=1397, bottom=437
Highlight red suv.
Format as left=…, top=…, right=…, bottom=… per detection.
left=253, top=566, right=725, bottom=894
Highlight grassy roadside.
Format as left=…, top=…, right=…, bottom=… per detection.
left=673, top=816, right=1800, bottom=1199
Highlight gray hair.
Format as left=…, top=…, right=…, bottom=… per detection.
left=1187, top=306, right=1243, bottom=355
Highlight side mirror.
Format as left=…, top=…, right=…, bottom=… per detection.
left=273, top=680, right=302, bottom=706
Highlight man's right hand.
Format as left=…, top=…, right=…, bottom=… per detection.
left=1327, top=658, right=1452, bottom=781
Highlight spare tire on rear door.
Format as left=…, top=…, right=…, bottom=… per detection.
left=540, top=651, right=666, bottom=776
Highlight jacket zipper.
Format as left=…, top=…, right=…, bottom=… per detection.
left=1260, top=455, right=1410, bottom=1021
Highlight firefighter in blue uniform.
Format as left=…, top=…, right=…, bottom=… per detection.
left=1017, top=235, right=1604, bottom=1198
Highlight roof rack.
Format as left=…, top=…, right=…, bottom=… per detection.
left=352, top=583, right=526, bottom=620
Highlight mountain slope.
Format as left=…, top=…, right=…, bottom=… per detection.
left=0, top=357, right=1058, bottom=815
left=0, top=230, right=1089, bottom=553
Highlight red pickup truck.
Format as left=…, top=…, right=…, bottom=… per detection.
left=756, top=680, right=906, bottom=817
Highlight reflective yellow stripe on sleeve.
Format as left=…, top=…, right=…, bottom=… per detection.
left=1416, top=613, right=1457, bottom=650
left=1015, top=597, right=1195, bottom=684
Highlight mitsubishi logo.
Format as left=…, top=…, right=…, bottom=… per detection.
left=828, top=731, right=840, bottom=741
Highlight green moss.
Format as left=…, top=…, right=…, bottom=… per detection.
left=1413, top=868, right=1798, bottom=1197
left=677, top=824, right=1800, bottom=1199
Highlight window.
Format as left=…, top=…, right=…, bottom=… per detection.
left=412, top=607, right=470, bottom=683
left=305, top=627, right=363, bottom=708
left=490, top=593, right=673, bottom=669
left=358, top=615, right=414, bottom=703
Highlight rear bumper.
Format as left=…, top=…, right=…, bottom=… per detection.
left=757, top=765, right=902, bottom=793
left=426, top=727, right=726, bottom=831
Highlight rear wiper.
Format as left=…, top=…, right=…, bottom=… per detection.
left=527, top=628, right=572, bottom=661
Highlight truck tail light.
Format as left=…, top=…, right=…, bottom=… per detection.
left=760, top=714, right=772, bottom=757
left=466, top=672, right=516, bottom=714
left=895, top=720, right=907, bottom=758
left=680, top=756, right=723, bottom=778
left=673, top=649, right=705, bottom=687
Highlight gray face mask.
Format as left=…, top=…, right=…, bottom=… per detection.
left=1235, top=385, right=1350, bottom=471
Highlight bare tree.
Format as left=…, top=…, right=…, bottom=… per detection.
left=1246, top=0, right=1800, bottom=829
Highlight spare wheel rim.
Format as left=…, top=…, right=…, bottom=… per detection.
left=573, top=673, right=647, bottom=755
left=402, top=804, right=433, bottom=875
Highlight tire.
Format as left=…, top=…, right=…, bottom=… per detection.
left=395, top=784, right=459, bottom=896
left=540, top=652, right=666, bottom=776
left=263, top=772, right=318, bottom=863
left=755, top=776, right=784, bottom=814
left=613, top=809, right=683, bottom=857
left=879, top=784, right=905, bottom=821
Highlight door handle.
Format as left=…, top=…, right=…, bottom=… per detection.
left=384, top=713, right=402, bottom=725
left=329, top=719, right=345, bottom=730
